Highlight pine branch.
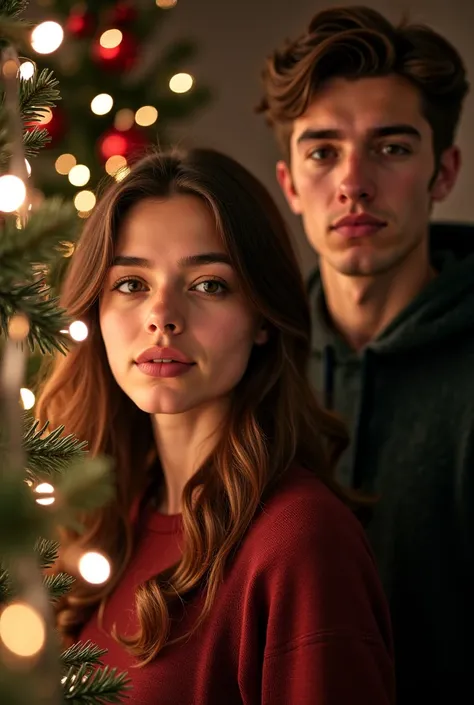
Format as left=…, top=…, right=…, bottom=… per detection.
left=35, top=536, right=59, bottom=569
left=0, top=563, right=12, bottom=603
left=63, top=664, right=131, bottom=704
left=19, top=68, right=60, bottom=123
left=0, top=0, right=30, bottom=18
left=24, top=418, right=88, bottom=481
left=60, top=641, right=107, bottom=672
left=0, top=280, right=70, bottom=355
left=23, top=123, right=51, bottom=157
left=0, top=197, right=79, bottom=279
left=43, top=571, right=75, bottom=601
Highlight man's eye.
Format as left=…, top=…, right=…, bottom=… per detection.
left=309, top=146, right=337, bottom=161
left=112, top=278, right=147, bottom=294
left=193, top=279, right=227, bottom=295
left=380, top=144, right=411, bottom=156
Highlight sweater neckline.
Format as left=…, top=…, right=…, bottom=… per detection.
left=146, top=508, right=182, bottom=534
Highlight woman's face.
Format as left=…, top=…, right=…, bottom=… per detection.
left=99, top=194, right=267, bottom=415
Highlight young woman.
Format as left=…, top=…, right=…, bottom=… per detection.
left=37, top=148, right=395, bottom=704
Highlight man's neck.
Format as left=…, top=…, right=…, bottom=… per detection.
left=320, top=248, right=435, bottom=351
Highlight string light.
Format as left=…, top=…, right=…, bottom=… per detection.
left=0, top=603, right=46, bottom=657
left=135, top=105, right=158, bottom=126
left=20, top=387, right=35, bottom=410
left=78, top=551, right=111, bottom=584
left=105, top=154, right=127, bottom=176
left=156, top=0, right=178, bottom=7
left=91, top=93, right=114, bottom=116
left=19, top=61, right=35, bottom=80
left=73, top=191, right=96, bottom=213
left=68, top=164, right=90, bottom=187
left=0, top=175, right=26, bottom=212
left=169, top=72, right=193, bottom=94
left=69, top=320, right=89, bottom=341
left=31, top=21, right=64, bottom=54
left=55, top=153, right=76, bottom=175
left=114, top=108, right=134, bottom=131
left=37, top=106, right=53, bottom=125
left=34, top=482, right=55, bottom=506
left=25, top=159, right=31, bottom=176
left=99, top=29, right=123, bottom=49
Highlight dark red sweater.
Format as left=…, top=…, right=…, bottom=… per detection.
left=80, top=466, right=395, bottom=704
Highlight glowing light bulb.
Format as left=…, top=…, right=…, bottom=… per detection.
left=31, top=21, right=64, bottom=54
left=135, top=105, right=158, bottom=127
left=68, top=165, right=90, bottom=187
left=91, top=93, right=114, bottom=116
left=114, top=108, right=135, bottom=131
left=105, top=155, right=127, bottom=176
left=79, top=551, right=111, bottom=584
left=0, top=175, right=26, bottom=213
left=156, top=0, right=178, bottom=7
left=25, top=159, right=31, bottom=176
left=69, top=320, right=88, bottom=341
left=100, top=29, right=123, bottom=49
left=55, top=153, right=76, bottom=175
left=73, top=190, right=96, bottom=213
left=34, top=481, right=55, bottom=505
left=114, top=166, right=130, bottom=182
left=37, top=107, right=53, bottom=125
left=169, top=72, right=193, bottom=94
left=20, top=388, right=35, bottom=410
left=19, top=61, right=35, bottom=80
left=0, top=603, right=45, bottom=657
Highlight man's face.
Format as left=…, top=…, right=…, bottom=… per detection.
left=277, top=75, right=460, bottom=278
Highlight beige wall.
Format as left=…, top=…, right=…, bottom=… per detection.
left=160, top=0, right=474, bottom=275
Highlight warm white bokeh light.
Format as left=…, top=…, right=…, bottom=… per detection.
left=114, top=108, right=135, bottom=131
left=55, top=153, right=76, bottom=175
left=68, top=165, right=90, bottom=187
left=135, top=105, right=158, bottom=127
left=25, top=159, right=31, bottom=176
left=20, top=388, right=35, bottom=410
left=91, top=93, right=114, bottom=116
left=78, top=551, right=111, bottom=585
left=0, top=175, right=26, bottom=213
left=99, top=29, right=123, bottom=49
left=19, top=61, right=35, bottom=80
left=31, top=21, right=64, bottom=54
left=69, top=320, right=89, bottom=341
left=37, top=107, right=53, bottom=125
left=156, top=0, right=178, bottom=7
left=114, top=166, right=131, bottom=182
left=73, top=190, right=96, bottom=213
left=34, top=481, right=55, bottom=506
left=169, top=72, right=193, bottom=93
left=105, top=154, right=127, bottom=176
left=0, top=603, right=45, bottom=657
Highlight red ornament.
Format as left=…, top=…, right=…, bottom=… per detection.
left=97, top=126, right=149, bottom=163
left=108, top=1, right=138, bottom=26
left=91, top=29, right=138, bottom=73
left=66, top=6, right=97, bottom=38
left=25, top=106, right=67, bottom=148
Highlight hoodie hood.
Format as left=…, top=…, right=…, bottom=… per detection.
left=310, top=223, right=474, bottom=357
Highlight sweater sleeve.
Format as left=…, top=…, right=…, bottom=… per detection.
left=259, top=490, right=395, bottom=705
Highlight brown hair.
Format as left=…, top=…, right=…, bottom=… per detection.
left=257, top=5, right=469, bottom=167
left=36, top=147, right=362, bottom=664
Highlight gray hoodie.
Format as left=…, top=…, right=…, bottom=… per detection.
left=308, top=224, right=474, bottom=704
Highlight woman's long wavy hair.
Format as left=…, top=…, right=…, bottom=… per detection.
left=36, top=147, right=361, bottom=665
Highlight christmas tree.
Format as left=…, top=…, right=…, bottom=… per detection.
left=0, top=1, right=130, bottom=702
left=28, top=0, right=211, bottom=206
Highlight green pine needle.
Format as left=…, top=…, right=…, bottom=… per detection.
left=0, top=564, right=12, bottom=603
left=0, top=0, right=30, bottom=18
left=0, top=280, right=70, bottom=355
left=63, top=664, right=131, bottom=704
left=34, top=536, right=59, bottom=569
left=43, top=571, right=75, bottom=601
left=19, top=68, right=61, bottom=123
left=24, top=418, right=88, bottom=481
left=60, top=641, right=107, bottom=671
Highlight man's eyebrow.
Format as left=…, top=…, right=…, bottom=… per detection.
left=296, top=123, right=422, bottom=145
left=111, top=252, right=232, bottom=268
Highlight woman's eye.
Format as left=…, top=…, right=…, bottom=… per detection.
left=112, top=278, right=147, bottom=294
left=193, top=279, right=227, bottom=295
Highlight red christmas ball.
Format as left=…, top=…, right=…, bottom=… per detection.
left=91, top=29, right=138, bottom=72
left=97, top=126, right=149, bottom=163
left=108, top=1, right=138, bottom=26
left=66, top=6, right=97, bottom=38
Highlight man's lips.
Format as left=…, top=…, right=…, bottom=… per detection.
left=331, top=214, right=387, bottom=238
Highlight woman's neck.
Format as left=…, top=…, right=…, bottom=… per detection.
left=151, top=400, right=228, bottom=514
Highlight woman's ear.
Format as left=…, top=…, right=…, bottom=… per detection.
left=254, top=321, right=269, bottom=346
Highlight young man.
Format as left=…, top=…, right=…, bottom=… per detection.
left=258, top=6, right=473, bottom=704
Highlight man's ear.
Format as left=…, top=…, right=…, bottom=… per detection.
left=431, top=145, right=461, bottom=203
left=276, top=160, right=302, bottom=215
